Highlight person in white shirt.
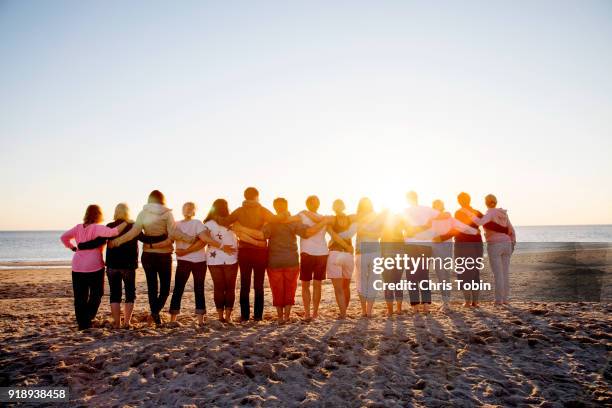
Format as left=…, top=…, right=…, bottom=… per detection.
left=325, top=199, right=356, bottom=319
left=203, top=199, right=240, bottom=322
left=169, top=202, right=207, bottom=325
left=298, top=195, right=329, bottom=320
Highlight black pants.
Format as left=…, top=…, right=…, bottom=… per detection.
left=454, top=242, right=483, bottom=304
left=209, top=263, right=239, bottom=311
left=106, top=268, right=136, bottom=303
left=382, top=243, right=406, bottom=302
left=72, top=269, right=105, bottom=330
left=238, top=247, right=268, bottom=321
left=406, top=244, right=431, bottom=305
left=141, top=252, right=172, bottom=316
left=169, top=260, right=207, bottom=315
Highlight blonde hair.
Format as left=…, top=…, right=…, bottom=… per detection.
left=183, top=202, right=196, bottom=217
left=432, top=199, right=445, bottom=212
left=114, top=203, right=130, bottom=221
left=485, top=194, right=498, bottom=208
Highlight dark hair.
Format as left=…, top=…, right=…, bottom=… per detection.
left=273, top=197, right=288, bottom=212
left=83, top=204, right=103, bottom=225
left=204, top=199, right=230, bottom=223
left=244, top=187, right=259, bottom=200
left=148, top=190, right=166, bottom=205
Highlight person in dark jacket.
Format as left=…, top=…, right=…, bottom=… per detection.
left=104, top=203, right=139, bottom=328
left=216, top=187, right=295, bottom=322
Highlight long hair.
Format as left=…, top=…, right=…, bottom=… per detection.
left=356, top=197, right=373, bottom=217
left=148, top=190, right=166, bottom=205
left=114, top=203, right=130, bottom=221
left=83, top=204, right=103, bottom=225
left=204, top=199, right=230, bottom=223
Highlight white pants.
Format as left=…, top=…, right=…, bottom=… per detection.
left=326, top=251, right=354, bottom=279
left=487, top=242, right=513, bottom=303
left=355, top=251, right=379, bottom=301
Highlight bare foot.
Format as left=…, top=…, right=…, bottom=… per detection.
left=463, top=302, right=472, bottom=308
left=472, top=302, right=480, bottom=308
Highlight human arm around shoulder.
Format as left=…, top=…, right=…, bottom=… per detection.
left=232, top=222, right=265, bottom=240
left=175, top=239, right=205, bottom=257
left=327, top=226, right=353, bottom=252
left=167, top=214, right=195, bottom=243
left=197, top=226, right=237, bottom=255
left=216, top=208, right=240, bottom=227
left=299, top=217, right=331, bottom=238
left=77, top=236, right=108, bottom=250
left=110, top=215, right=143, bottom=247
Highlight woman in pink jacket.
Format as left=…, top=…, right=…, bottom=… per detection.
left=61, top=205, right=127, bottom=330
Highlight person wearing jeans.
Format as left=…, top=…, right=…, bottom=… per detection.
left=241, top=197, right=329, bottom=323
left=204, top=199, right=239, bottom=322
left=109, top=190, right=195, bottom=325
left=169, top=260, right=207, bottom=321
left=428, top=199, right=478, bottom=311
left=77, top=210, right=167, bottom=328
left=103, top=203, right=140, bottom=329
left=168, top=202, right=207, bottom=325
left=464, top=194, right=516, bottom=305
left=381, top=214, right=406, bottom=317
left=215, top=187, right=294, bottom=322
left=61, top=204, right=127, bottom=330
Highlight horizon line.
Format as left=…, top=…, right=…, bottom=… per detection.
left=1, top=223, right=611, bottom=232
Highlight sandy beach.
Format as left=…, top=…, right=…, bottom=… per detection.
left=0, top=252, right=610, bottom=407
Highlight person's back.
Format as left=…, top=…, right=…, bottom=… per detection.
left=227, top=200, right=274, bottom=249
left=135, top=203, right=181, bottom=253
left=454, top=208, right=483, bottom=242
left=175, top=219, right=207, bottom=262
left=265, top=221, right=303, bottom=268
left=299, top=211, right=328, bottom=256
left=105, top=220, right=138, bottom=270
left=483, top=208, right=514, bottom=243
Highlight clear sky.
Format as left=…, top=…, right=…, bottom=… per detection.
left=1, top=1, right=611, bottom=230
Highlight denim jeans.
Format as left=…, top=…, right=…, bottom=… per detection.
left=406, top=244, right=431, bottom=305
left=169, top=260, right=207, bottom=315
left=209, top=263, right=239, bottom=310
left=238, top=248, right=268, bottom=321
left=141, top=252, right=172, bottom=316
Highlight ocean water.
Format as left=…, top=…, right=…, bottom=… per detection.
left=0, top=225, right=611, bottom=264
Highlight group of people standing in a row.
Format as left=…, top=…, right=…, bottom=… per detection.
left=61, top=187, right=515, bottom=330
